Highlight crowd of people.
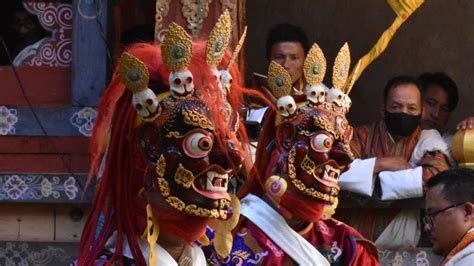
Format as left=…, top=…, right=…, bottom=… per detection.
left=74, top=10, right=473, bottom=266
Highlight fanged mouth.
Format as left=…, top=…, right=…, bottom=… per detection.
left=192, top=165, right=232, bottom=201
left=205, top=171, right=229, bottom=192
left=313, top=162, right=342, bottom=189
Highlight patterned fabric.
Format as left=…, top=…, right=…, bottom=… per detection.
left=204, top=219, right=379, bottom=266
left=351, top=119, right=448, bottom=187
left=336, top=120, right=449, bottom=241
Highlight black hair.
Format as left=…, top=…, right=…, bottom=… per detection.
left=426, top=168, right=474, bottom=204
left=383, top=75, right=422, bottom=104
left=265, top=22, right=309, bottom=59
left=417, top=72, right=459, bottom=111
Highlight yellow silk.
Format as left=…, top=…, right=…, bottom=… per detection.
left=346, top=0, right=425, bottom=92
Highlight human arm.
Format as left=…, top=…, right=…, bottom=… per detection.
left=373, top=156, right=412, bottom=173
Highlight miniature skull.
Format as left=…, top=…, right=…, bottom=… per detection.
left=132, top=88, right=161, bottom=121
left=305, top=84, right=327, bottom=106
left=211, top=68, right=223, bottom=92
left=219, top=69, right=232, bottom=98
left=342, top=95, right=352, bottom=114
left=277, top=95, right=297, bottom=118
left=326, top=87, right=345, bottom=107
left=169, top=70, right=195, bottom=99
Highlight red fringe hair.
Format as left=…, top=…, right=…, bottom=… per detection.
left=78, top=42, right=268, bottom=265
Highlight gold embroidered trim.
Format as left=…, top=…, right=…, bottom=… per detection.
left=182, top=109, right=214, bottom=130
left=174, top=163, right=194, bottom=188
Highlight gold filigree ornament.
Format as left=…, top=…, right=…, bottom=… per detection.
left=119, top=52, right=149, bottom=93
left=332, top=43, right=351, bottom=90
left=154, top=0, right=172, bottom=41
left=182, top=109, right=214, bottom=131
left=180, top=0, right=212, bottom=37
left=156, top=155, right=167, bottom=178
left=267, top=61, right=292, bottom=98
left=206, top=10, right=232, bottom=68
left=304, top=43, right=327, bottom=86
left=174, top=163, right=194, bottom=188
left=162, top=22, right=193, bottom=72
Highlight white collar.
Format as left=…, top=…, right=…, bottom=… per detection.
left=240, top=193, right=329, bottom=266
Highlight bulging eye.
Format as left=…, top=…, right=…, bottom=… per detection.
left=310, top=132, right=334, bottom=152
left=187, top=76, right=193, bottom=83
left=146, top=98, right=153, bottom=105
left=174, top=78, right=182, bottom=85
left=183, top=131, right=213, bottom=158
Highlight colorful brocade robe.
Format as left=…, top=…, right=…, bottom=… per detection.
left=336, top=119, right=450, bottom=241
left=204, top=217, right=379, bottom=265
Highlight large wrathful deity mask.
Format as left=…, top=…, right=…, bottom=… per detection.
left=265, top=43, right=360, bottom=205
left=119, top=11, right=245, bottom=219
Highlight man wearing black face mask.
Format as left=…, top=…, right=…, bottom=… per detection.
left=337, top=75, right=450, bottom=250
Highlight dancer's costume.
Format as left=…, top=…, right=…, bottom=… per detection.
left=205, top=0, right=428, bottom=265
left=76, top=10, right=262, bottom=265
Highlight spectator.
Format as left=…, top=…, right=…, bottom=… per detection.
left=424, top=168, right=474, bottom=265
left=418, top=72, right=458, bottom=133
left=256, top=22, right=310, bottom=104
left=337, top=75, right=450, bottom=248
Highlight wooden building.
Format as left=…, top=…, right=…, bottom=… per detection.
left=0, top=0, right=472, bottom=265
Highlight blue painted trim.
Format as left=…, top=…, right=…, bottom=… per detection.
left=71, top=0, right=109, bottom=106
left=7, top=106, right=97, bottom=137
left=0, top=174, right=93, bottom=203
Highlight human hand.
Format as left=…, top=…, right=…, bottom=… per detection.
left=456, top=116, right=474, bottom=130
left=374, top=156, right=412, bottom=173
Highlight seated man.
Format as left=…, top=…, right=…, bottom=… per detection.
left=424, top=168, right=474, bottom=266
left=418, top=72, right=459, bottom=134
left=338, top=75, right=450, bottom=248
left=418, top=72, right=473, bottom=164
left=205, top=43, right=379, bottom=265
